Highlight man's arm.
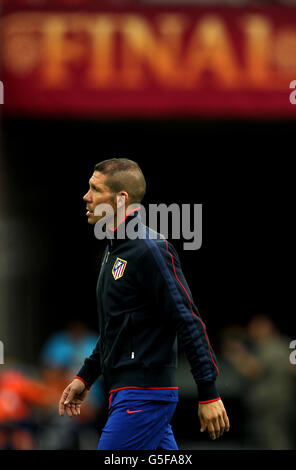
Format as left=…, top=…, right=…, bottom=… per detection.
left=138, top=238, right=230, bottom=439
left=75, top=337, right=102, bottom=390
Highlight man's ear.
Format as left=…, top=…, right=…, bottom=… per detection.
left=116, top=192, right=128, bottom=209
left=120, top=192, right=128, bottom=204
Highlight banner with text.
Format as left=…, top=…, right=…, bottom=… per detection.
left=1, top=5, right=296, bottom=117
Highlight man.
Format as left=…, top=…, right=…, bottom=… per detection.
left=58, top=158, right=230, bottom=450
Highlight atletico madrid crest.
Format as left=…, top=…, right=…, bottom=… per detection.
left=112, top=257, right=127, bottom=280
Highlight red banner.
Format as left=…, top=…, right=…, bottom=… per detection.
left=1, top=4, right=296, bottom=117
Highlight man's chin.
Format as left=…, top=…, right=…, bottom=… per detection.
left=87, top=215, right=99, bottom=225
left=86, top=214, right=115, bottom=228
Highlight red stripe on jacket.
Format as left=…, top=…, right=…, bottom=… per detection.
left=163, top=237, right=219, bottom=376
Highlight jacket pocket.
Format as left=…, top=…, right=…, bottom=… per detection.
left=129, top=313, right=136, bottom=361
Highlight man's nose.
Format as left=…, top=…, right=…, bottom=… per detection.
left=83, top=190, right=91, bottom=202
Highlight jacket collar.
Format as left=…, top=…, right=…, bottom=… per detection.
left=106, top=207, right=141, bottom=248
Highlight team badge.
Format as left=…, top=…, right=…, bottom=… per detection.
left=112, top=257, right=127, bottom=280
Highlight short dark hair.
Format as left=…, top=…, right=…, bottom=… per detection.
left=94, top=158, right=146, bottom=204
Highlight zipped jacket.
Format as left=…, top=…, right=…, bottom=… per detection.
left=76, top=211, right=220, bottom=403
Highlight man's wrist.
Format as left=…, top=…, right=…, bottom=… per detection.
left=199, top=397, right=221, bottom=404
left=196, top=380, right=220, bottom=403
left=74, top=376, right=90, bottom=390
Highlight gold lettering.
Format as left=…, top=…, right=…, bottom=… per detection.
left=2, top=13, right=44, bottom=74
left=41, top=15, right=86, bottom=87
left=119, top=14, right=186, bottom=88
left=184, top=16, right=241, bottom=87
left=86, top=15, right=118, bottom=87
left=242, top=15, right=272, bottom=87
left=273, top=30, right=296, bottom=79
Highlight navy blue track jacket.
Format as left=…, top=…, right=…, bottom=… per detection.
left=76, top=210, right=220, bottom=403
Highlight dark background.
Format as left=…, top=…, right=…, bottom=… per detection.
left=1, top=116, right=290, bottom=360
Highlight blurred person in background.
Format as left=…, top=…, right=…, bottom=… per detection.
left=218, top=315, right=295, bottom=449
left=36, top=321, right=106, bottom=449
left=0, top=359, right=60, bottom=450
left=41, top=321, right=102, bottom=381
left=216, top=325, right=257, bottom=447
left=244, top=314, right=296, bottom=450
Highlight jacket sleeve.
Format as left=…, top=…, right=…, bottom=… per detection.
left=75, top=337, right=102, bottom=390
left=138, top=238, right=220, bottom=403
left=75, top=247, right=109, bottom=389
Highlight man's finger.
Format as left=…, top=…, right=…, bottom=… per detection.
left=213, top=418, right=221, bottom=439
left=207, top=417, right=220, bottom=440
left=223, top=410, right=230, bottom=432
left=59, top=390, right=68, bottom=416
left=76, top=403, right=81, bottom=416
left=71, top=403, right=77, bottom=416
left=65, top=404, right=73, bottom=418
left=59, top=398, right=64, bottom=416
left=64, top=389, right=75, bottom=405
left=199, top=416, right=206, bottom=433
left=207, top=422, right=217, bottom=440
left=218, top=415, right=225, bottom=438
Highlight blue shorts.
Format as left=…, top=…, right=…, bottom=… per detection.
left=97, top=388, right=179, bottom=450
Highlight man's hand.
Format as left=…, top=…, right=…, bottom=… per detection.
left=198, top=399, right=230, bottom=440
left=59, top=378, right=89, bottom=418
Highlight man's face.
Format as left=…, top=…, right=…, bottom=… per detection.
left=83, top=171, right=116, bottom=225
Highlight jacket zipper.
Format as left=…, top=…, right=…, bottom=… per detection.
left=130, top=314, right=135, bottom=360
left=98, top=247, right=111, bottom=364
left=98, top=247, right=109, bottom=286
